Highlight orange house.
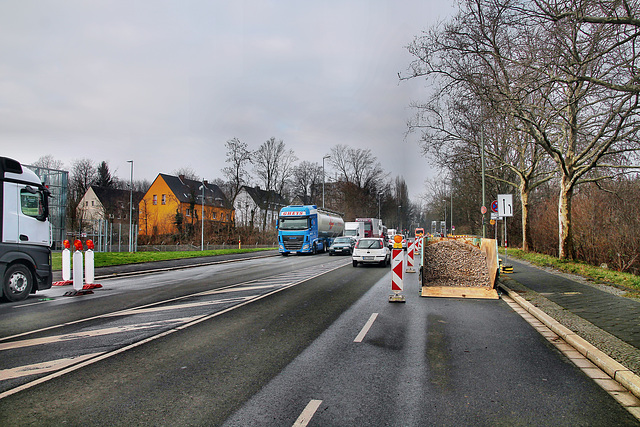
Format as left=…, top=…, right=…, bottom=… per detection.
left=138, top=173, right=234, bottom=237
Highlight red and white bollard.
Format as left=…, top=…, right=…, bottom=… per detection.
left=72, top=240, right=84, bottom=291
left=389, top=235, right=406, bottom=303
left=406, top=239, right=416, bottom=273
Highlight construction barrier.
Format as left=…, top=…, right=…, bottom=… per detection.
left=389, top=235, right=406, bottom=303
left=420, top=235, right=499, bottom=299
left=406, top=239, right=416, bottom=273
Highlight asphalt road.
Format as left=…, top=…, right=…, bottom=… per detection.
left=0, top=253, right=637, bottom=426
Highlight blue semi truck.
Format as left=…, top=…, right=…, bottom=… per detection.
left=278, top=205, right=344, bottom=255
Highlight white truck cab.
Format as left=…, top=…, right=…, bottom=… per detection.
left=0, top=157, right=53, bottom=301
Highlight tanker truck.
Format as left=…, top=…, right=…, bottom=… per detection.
left=278, top=205, right=344, bottom=255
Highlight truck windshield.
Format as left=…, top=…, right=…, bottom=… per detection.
left=279, top=217, right=310, bottom=230
left=344, top=229, right=357, bottom=236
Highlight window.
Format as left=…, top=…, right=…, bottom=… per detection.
left=20, top=189, right=45, bottom=221
left=161, top=194, right=166, bottom=205
left=153, top=195, right=157, bottom=205
left=91, top=200, right=94, bottom=207
left=186, top=208, right=191, bottom=217
left=212, top=212, right=217, bottom=220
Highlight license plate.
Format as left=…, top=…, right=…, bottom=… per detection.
left=363, top=256, right=374, bottom=260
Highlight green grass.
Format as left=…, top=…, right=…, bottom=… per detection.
left=502, top=248, right=640, bottom=293
left=52, top=247, right=276, bottom=271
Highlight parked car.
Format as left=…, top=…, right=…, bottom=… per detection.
left=329, top=236, right=356, bottom=255
left=387, top=234, right=407, bottom=250
left=352, top=237, right=390, bottom=267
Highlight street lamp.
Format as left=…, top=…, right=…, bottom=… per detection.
left=378, top=191, right=383, bottom=219
left=322, top=155, right=330, bottom=208
left=443, top=200, right=447, bottom=237
left=199, top=180, right=205, bottom=251
left=127, top=160, right=133, bottom=252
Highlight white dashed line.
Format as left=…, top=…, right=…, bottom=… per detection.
left=354, top=313, right=378, bottom=343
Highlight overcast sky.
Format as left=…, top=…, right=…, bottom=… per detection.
left=1, top=1, right=454, bottom=199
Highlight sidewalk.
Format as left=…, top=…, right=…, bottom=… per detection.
left=497, top=257, right=640, bottom=390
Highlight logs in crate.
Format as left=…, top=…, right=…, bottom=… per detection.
left=420, top=235, right=499, bottom=299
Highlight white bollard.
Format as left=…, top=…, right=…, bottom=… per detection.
left=62, top=240, right=71, bottom=281
left=72, top=240, right=84, bottom=291
left=85, top=239, right=94, bottom=285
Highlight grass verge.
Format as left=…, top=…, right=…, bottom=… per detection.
left=502, top=248, right=640, bottom=293
left=52, top=248, right=276, bottom=271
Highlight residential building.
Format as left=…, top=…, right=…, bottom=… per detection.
left=77, top=185, right=144, bottom=231
left=234, top=185, right=288, bottom=231
left=139, top=173, right=233, bottom=236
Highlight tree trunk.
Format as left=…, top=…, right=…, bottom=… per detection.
left=558, top=175, right=574, bottom=259
left=520, top=185, right=531, bottom=252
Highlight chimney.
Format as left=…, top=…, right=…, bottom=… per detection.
left=179, top=174, right=185, bottom=183
left=203, top=180, right=208, bottom=186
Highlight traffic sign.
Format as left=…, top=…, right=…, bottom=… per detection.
left=498, top=194, right=513, bottom=217
left=491, top=200, right=498, bottom=213
left=481, top=206, right=487, bottom=214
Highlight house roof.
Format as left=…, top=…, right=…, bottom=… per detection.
left=239, top=185, right=288, bottom=209
left=160, top=173, right=229, bottom=207
left=91, top=186, right=144, bottom=207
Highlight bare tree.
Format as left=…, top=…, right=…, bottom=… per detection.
left=291, top=161, right=323, bottom=205
left=32, top=154, right=64, bottom=170
left=68, top=158, right=97, bottom=233
left=173, top=167, right=199, bottom=181
left=406, top=0, right=640, bottom=258
left=328, top=144, right=387, bottom=216
left=253, top=137, right=297, bottom=230
left=222, top=137, right=252, bottom=204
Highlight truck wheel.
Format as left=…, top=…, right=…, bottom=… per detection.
left=312, top=244, right=317, bottom=255
left=3, top=264, right=33, bottom=302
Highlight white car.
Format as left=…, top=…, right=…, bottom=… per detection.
left=352, top=238, right=390, bottom=267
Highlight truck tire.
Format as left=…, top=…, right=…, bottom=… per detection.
left=3, top=264, right=33, bottom=302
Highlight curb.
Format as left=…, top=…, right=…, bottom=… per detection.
left=498, top=282, right=640, bottom=400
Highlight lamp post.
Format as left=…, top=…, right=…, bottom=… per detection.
left=443, top=200, right=447, bottom=237
left=450, top=190, right=453, bottom=235
left=378, top=191, right=383, bottom=220
left=127, top=160, right=133, bottom=252
left=322, top=155, right=330, bottom=208
left=199, top=181, right=205, bottom=251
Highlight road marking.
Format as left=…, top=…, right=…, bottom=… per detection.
left=108, top=296, right=254, bottom=316
left=0, top=260, right=351, bottom=400
left=0, top=353, right=104, bottom=380
left=354, top=313, right=378, bottom=343
left=293, top=399, right=322, bottom=426
left=0, top=318, right=199, bottom=351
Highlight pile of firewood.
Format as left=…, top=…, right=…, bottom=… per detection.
left=422, top=239, right=490, bottom=287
